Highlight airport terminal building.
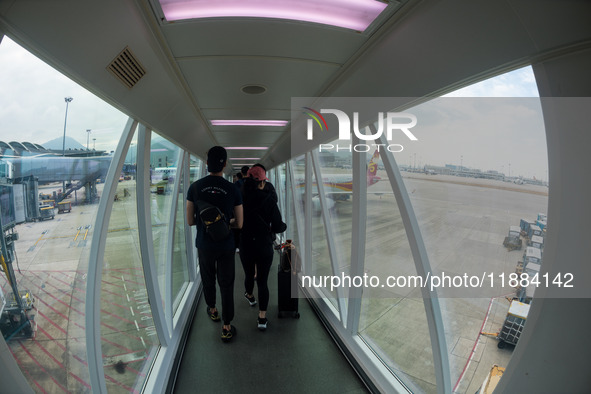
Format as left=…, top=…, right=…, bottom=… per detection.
left=0, top=1, right=590, bottom=393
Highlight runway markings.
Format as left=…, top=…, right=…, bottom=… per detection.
left=104, top=373, right=139, bottom=394
left=8, top=348, right=48, bottom=394
left=37, top=326, right=92, bottom=389
left=2, top=267, right=153, bottom=392
left=17, top=341, right=69, bottom=392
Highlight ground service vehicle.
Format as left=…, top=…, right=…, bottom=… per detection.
left=503, top=226, right=523, bottom=251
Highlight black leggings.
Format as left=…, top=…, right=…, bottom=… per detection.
left=239, top=244, right=274, bottom=311
left=197, top=248, right=235, bottom=325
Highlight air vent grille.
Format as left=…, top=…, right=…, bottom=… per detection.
left=107, top=47, right=146, bottom=89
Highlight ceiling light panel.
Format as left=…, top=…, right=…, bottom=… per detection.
left=211, top=120, right=288, bottom=126
left=225, top=147, right=269, bottom=150
left=159, top=0, right=387, bottom=31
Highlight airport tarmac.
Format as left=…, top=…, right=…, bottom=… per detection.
left=1, top=172, right=548, bottom=393
left=304, top=169, right=548, bottom=393
left=2, top=180, right=158, bottom=393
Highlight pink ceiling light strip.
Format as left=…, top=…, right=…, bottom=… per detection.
left=225, top=147, right=269, bottom=150
left=211, top=120, right=288, bottom=127
left=159, top=0, right=387, bottom=31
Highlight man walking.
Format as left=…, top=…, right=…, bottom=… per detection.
left=186, top=146, right=243, bottom=342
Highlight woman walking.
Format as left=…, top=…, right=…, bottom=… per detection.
left=240, top=165, right=286, bottom=330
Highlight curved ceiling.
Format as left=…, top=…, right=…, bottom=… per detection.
left=0, top=0, right=590, bottom=170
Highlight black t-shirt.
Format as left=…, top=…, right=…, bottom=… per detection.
left=186, top=175, right=243, bottom=251
left=240, top=182, right=286, bottom=249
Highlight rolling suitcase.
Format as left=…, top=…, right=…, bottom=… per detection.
left=277, top=240, right=300, bottom=318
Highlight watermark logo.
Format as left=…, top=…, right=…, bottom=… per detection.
left=303, top=108, right=418, bottom=152
left=302, top=107, right=328, bottom=139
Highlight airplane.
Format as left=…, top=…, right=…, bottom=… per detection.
left=295, top=150, right=384, bottom=210
left=314, top=149, right=382, bottom=196
left=151, top=166, right=201, bottom=183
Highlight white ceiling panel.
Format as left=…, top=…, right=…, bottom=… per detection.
left=162, top=19, right=367, bottom=64
left=178, top=56, right=341, bottom=110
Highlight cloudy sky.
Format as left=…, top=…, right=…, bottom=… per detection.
left=0, top=36, right=547, bottom=179
left=0, top=36, right=128, bottom=152
left=400, top=96, right=547, bottom=180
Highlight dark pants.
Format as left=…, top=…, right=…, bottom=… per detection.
left=198, top=248, right=235, bottom=325
left=239, top=244, right=274, bottom=311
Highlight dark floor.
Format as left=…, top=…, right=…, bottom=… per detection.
left=173, top=252, right=369, bottom=394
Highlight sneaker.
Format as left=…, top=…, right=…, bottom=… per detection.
left=244, top=292, right=257, bottom=306
left=221, top=325, right=236, bottom=342
left=257, top=317, right=268, bottom=331
left=206, top=307, right=220, bottom=322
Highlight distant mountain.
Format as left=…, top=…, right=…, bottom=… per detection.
left=42, top=136, right=86, bottom=150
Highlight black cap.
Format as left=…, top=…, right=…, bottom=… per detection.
left=207, top=146, right=227, bottom=173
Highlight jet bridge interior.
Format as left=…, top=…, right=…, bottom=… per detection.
left=0, top=1, right=590, bottom=393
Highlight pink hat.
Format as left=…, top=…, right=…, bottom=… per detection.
left=247, top=166, right=268, bottom=181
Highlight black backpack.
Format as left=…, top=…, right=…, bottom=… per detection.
left=197, top=200, right=231, bottom=242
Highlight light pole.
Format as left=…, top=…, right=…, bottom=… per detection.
left=93, top=138, right=96, bottom=150
left=86, top=129, right=91, bottom=150
left=62, top=97, right=73, bottom=157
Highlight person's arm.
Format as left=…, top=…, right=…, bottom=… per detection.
left=233, top=204, right=243, bottom=229
left=186, top=200, right=196, bottom=226
left=269, top=203, right=287, bottom=234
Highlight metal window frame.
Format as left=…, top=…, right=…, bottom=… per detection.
left=164, top=148, right=186, bottom=326
left=310, top=149, right=347, bottom=322
left=137, top=125, right=171, bottom=345
left=304, top=153, right=312, bottom=274
left=182, top=153, right=197, bottom=282
left=136, top=138, right=200, bottom=393
left=86, top=117, right=137, bottom=393
left=376, top=131, right=451, bottom=394
left=288, top=159, right=306, bottom=266
left=346, top=136, right=366, bottom=333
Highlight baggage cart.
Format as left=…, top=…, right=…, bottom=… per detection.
left=39, top=205, right=55, bottom=220
left=502, top=226, right=522, bottom=251
left=57, top=200, right=72, bottom=213
left=528, top=235, right=544, bottom=249
left=527, top=224, right=543, bottom=239
left=524, top=262, right=541, bottom=277
left=497, top=300, right=530, bottom=348
left=523, top=247, right=541, bottom=265
left=519, top=219, right=532, bottom=236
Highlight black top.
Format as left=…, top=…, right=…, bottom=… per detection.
left=241, top=179, right=286, bottom=248
left=186, top=175, right=242, bottom=251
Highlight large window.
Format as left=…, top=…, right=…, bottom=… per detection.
left=0, top=37, right=129, bottom=391
left=286, top=67, right=546, bottom=393
left=0, top=36, right=204, bottom=393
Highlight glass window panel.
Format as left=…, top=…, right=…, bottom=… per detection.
left=359, top=148, right=436, bottom=393
left=101, top=138, right=160, bottom=392
left=187, top=155, right=204, bottom=272
left=149, top=131, right=181, bottom=318
left=276, top=163, right=287, bottom=217
left=189, top=156, right=203, bottom=183
left=316, top=147, right=353, bottom=271
left=309, top=155, right=340, bottom=309
left=288, top=157, right=304, bottom=263
left=172, top=163, right=190, bottom=313
left=402, top=90, right=546, bottom=393
left=0, top=36, right=130, bottom=392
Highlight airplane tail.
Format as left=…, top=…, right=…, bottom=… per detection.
left=367, top=149, right=381, bottom=185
